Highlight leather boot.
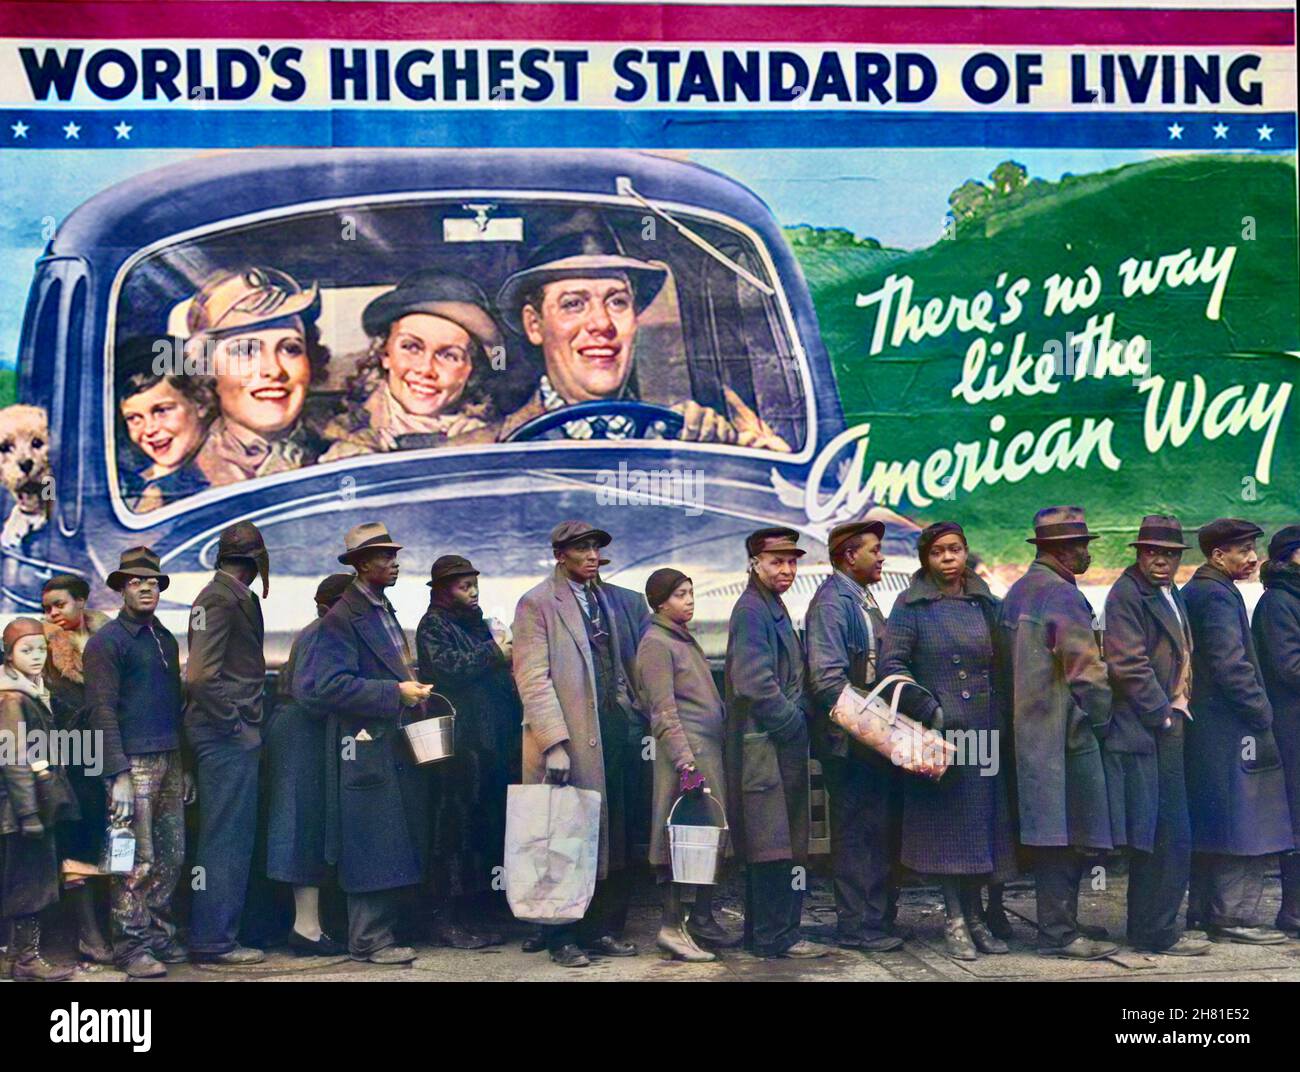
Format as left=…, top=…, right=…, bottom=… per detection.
left=69, top=885, right=114, bottom=965
left=11, top=916, right=74, bottom=982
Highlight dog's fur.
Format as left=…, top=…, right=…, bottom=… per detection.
left=0, top=404, right=53, bottom=549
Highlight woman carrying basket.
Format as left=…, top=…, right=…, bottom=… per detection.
left=879, top=522, right=1018, bottom=961
left=635, top=569, right=736, bottom=962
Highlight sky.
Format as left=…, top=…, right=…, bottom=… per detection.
left=0, top=145, right=1164, bottom=369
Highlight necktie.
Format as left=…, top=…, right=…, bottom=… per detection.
left=585, top=585, right=602, bottom=628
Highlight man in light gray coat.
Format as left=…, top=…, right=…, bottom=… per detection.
left=513, top=521, right=639, bottom=968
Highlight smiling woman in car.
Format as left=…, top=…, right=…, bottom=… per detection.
left=184, top=266, right=332, bottom=487
left=319, top=271, right=503, bottom=462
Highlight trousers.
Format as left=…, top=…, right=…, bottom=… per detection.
left=1188, top=852, right=1267, bottom=929
left=822, top=750, right=900, bottom=940
left=744, top=859, right=804, bottom=956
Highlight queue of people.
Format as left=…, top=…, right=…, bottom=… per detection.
left=4, top=506, right=1300, bottom=978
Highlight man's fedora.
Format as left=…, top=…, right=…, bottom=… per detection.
left=186, top=266, right=320, bottom=337
left=107, top=546, right=170, bottom=592
left=550, top=520, right=612, bottom=550
left=427, top=554, right=480, bottom=587
left=496, top=229, right=668, bottom=334
left=361, top=270, right=502, bottom=350
left=1027, top=505, right=1099, bottom=545
left=338, top=522, right=403, bottom=565
left=217, top=521, right=271, bottom=597
left=1129, top=514, right=1191, bottom=551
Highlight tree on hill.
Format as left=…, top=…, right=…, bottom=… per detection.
left=944, top=160, right=1054, bottom=236
left=784, top=224, right=883, bottom=249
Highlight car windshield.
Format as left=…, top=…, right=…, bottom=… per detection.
left=109, top=196, right=809, bottom=515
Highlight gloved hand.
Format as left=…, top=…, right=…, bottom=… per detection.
left=678, top=765, right=706, bottom=796
left=19, top=813, right=44, bottom=839
left=544, top=743, right=571, bottom=785
left=930, top=706, right=946, bottom=733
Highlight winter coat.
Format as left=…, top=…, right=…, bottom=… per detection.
left=1254, top=560, right=1300, bottom=843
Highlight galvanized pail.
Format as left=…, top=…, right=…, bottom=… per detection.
left=402, top=692, right=456, bottom=765
left=667, top=789, right=727, bottom=885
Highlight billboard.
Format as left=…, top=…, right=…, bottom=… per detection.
left=0, top=1, right=1296, bottom=656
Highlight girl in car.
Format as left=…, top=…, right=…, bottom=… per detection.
left=320, top=271, right=502, bottom=461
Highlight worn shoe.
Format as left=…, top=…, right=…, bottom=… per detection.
left=151, top=939, right=189, bottom=964
left=1208, top=925, right=1288, bottom=945
left=191, top=945, right=266, bottom=965
left=777, top=939, right=829, bottom=959
left=1138, top=935, right=1211, bottom=957
left=10, top=919, right=74, bottom=982
left=436, top=922, right=491, bottom=950
left=122, top=952, right=167, bottom=979
left=656, top=925, right=716, bottom=962
left=77, top=938, right=115, bottom=965
left=550, top=943, right=591, bottom=968
left=1038, top=936, right=1119, bottom=960
left=521, top=931, right=548, bottom=953
left=686, top=916, right=742, bottom=948
left=944, top=918, right=978, bottom=961
left=287, top=930, right=346, bottom=957
left=1078, top=923, right=1110, bottom=941
left=585, top=934, right=637, bottom=957
left=967, top=918, right=1010, bottom=954
left=839, top=933, right=904, bottom=953
left=353, top=945, right=417, bottom=965
left=1274, top=917, right=1300, bottom=939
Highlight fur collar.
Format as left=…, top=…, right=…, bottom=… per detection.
left=42, top=608, right=110, bottom=685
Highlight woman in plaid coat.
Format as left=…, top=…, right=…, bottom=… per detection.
left=879, top=522, right=1017, bottom=961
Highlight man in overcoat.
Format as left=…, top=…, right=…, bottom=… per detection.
left=1253, top=524, right=1300, bottom=937
left=513, top=521, right=640, bottom=967
left=1001, top=506, right=1117, bottom=959
left=301, top=522, right=435, bottom=963
left=1184, top=518, right=1294, bottom=943
left=185, top=522, right=272, bottom=965
left=1102, top=516, right=1208, bottom=956
left=805, top=519, right=905, bottom=953
left=725, top=527, right=826, bottom=959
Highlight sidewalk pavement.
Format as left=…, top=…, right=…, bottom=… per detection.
left=13, top=870, right=1300, bottom=983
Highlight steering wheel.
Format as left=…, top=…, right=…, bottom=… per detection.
left=504, top=399, right=686, bottom=442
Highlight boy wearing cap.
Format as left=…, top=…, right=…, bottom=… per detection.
left=512, top=520, right=639, bottom=967
left=1102, top=516, right=1207, bottom=956
left=83, top=547, right=190, bottom=978
left=1001, top=507, right=1117, bottom=960
left=1254, top=525, right=1300, bottom=938
left=725, top=526, right=826, bottom=958
left=184, top=521, right=273, bottom=965
left=805, top=519, right=906, bottom=953
left=1183, top=518, right=1293, bottom=944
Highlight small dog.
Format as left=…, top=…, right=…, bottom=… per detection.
left=0, top=404, right=53, bottom=549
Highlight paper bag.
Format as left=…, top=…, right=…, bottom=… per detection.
left=504, top=783, right=601, bottom=924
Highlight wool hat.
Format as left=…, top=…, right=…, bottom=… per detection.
left=427, top=555, right=480, bottom=587
left=645, top=568, right=690, bottom=611
left=217, top=520, right=270, bottom=598
left=361, top=270, right=502, bottom=351
left=2, top=616, right=46, bottom=654
left=918, top=521, right=967, bottom=562
left=1198, top=518, right=1263, bottom=557
left=828, top=519, right=886, bottom=559
left=1268, top=524, right=1300, bottom=566
left=315, top=573, right=354, bottom=607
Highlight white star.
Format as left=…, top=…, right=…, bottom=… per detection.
left=62, top=121, right=80, bottom=140
left=1257, top=124, right=1273, bottom=142
left=1167, top=123, right=1184, bottom=140
left=1212, top=122, right=1229, bottom=139
left=114, top=121, right=132, bottom=140
left=10, top=120, right=28, bottom=139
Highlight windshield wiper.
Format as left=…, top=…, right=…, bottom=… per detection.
left=616, top=176, right=776, bottom=297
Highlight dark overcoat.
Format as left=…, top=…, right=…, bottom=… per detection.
left=1101, top=564, right=1192, bottom=853
left=184, top=570, right=267, bottom=737
left=1001, top=559, right=1112, bottom=850
left=1254, top=561, right=1300, bottom=843
left=805, top=568, right=877, bottom=759
left=879, top=568, right=1017, bottom=879
left=299, top=583, right=431, bottom=894
left=1183, top=564, right=1294, bottom=856
left=265, top=617, right=330, bottom=886
left=723, top=575, right=810, bottom=865
left=416, top=601, right=522, bottom=897
left=0, top=685, right=78, bottom=917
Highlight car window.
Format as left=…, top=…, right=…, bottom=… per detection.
left=109, top=196, right=809, bottom=515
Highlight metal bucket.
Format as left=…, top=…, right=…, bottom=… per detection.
left=667, top=790, right=727, bottom=885
left=402, top=692, right=455, bottom=765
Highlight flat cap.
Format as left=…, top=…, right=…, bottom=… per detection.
left=829, top=519, right=885, bottom=558
left=1198, top=517, right=1263, bottom=557
left=745, top=526, right=805, bottom=558
left=550, top=520, right=612, bottom=549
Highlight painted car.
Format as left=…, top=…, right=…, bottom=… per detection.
left=0, top=148, right=919, bottom=659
